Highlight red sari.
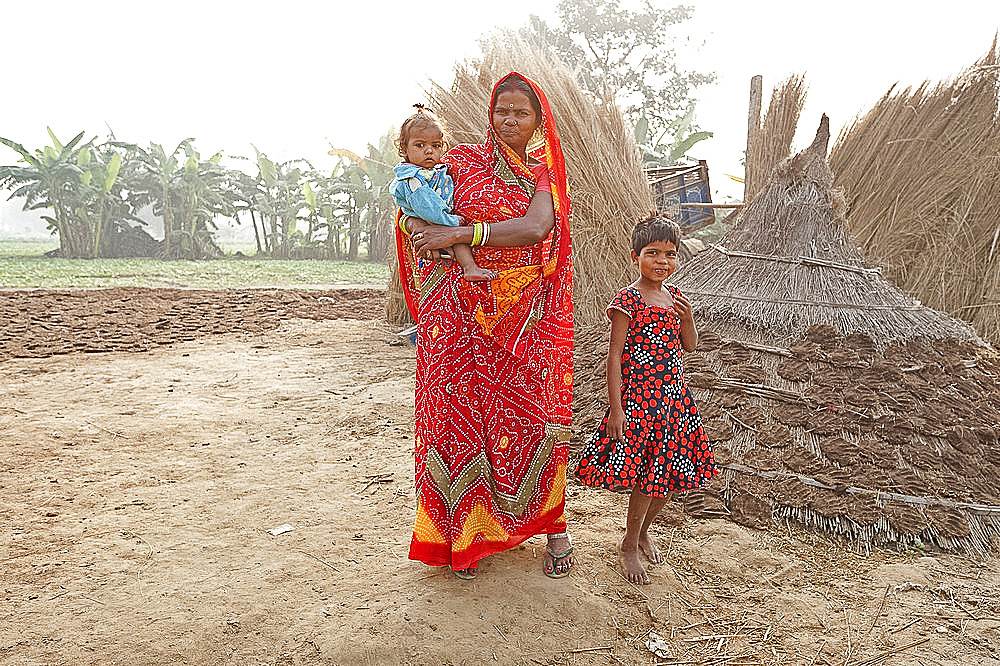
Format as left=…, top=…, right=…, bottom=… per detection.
left=396, top=73, right=573, bottom=570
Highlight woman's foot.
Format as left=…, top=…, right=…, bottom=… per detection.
left=452, top=564, right=478, bottom=580
left=638, top=531, right=664, bottom=564
left=619, top=537, right=649, bottom=584
left=544, top=532, right=574, bottom=578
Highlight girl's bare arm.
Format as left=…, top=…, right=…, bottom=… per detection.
left=673, top=291, right=698, bottom=352
left=409, top=190, right=555, bottom=253
left=606, top=310, right=630, bottom=441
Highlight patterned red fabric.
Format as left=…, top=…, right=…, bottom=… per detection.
left=575, top=285, right=718, bottom=497
left=398, top=73, right=574, bottom=570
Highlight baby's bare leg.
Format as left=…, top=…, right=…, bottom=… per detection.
left=452, top=243, right=497, bottom=282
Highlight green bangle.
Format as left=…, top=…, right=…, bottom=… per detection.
left=471, top=222, right=483, bottom=246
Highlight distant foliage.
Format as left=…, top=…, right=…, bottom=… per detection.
left=520, top=0, right=715, bottom=139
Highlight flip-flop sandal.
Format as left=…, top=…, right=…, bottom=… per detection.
left=544, top=532, right=574, bottom=579
left=452, top=565, right=478, bottom=580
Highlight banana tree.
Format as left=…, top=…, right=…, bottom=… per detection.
left=116, top=139, right=235, bottom=259
left=635, top=103, right=713, bottom=168
left=251, top=149, right=310, bottom=258
left=0, top=129, right=96, bottom=257
left=327, top=129, right=398, bottom=262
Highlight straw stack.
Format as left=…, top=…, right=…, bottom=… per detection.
left=575, top=117, right=1000, bottom=554
left=830, top=38, right=1000, bottom=346
left=405, top=32, right=655, bottom=326
left=745, top=74, right=808, bottom=201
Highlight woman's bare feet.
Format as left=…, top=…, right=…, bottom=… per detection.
left=619, top=537, right=649, bottom=584
left=638, top=531, right=664, bottom=564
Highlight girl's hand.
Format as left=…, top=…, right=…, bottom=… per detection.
left=673, top=291, right=694, bottom=323
left=412, top=223, right=460, bottom=254
left=607, top=406, right=626, bottom=442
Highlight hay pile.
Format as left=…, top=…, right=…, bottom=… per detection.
left=745, top=74, right=808, bottom=201
left=384, top=32, right=654, bottom=326
left=830, top=38, right=1000, bottom=346
left=574, top=117, right=1000, bottom=555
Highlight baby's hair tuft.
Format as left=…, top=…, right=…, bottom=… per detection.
left=395, top=104, right=451, bottom=158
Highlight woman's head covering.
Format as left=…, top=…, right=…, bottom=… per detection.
left=485, top=72, right=572, bottom=281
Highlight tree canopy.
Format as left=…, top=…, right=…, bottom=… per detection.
left=521, top=0, right=714, bottom=137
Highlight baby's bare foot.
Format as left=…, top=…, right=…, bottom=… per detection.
left=619, top=538, right=649, bottom=584
left=638, top=531, right=664, bottom=564
left=461, top=266, right=498, bottom=282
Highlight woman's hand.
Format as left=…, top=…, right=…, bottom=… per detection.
left=412, top=221, right=462, bottom=254
left=607, top=406, right=626, bottom=442
left=407, top=218, right=451, bottom=261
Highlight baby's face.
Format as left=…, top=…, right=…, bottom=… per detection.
left=404, top=125, right=445, bottom=168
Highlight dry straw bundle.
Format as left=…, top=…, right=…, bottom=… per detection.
left=385, top=32, right=654, bottom=326
left=745, top=74, right=808, bottom=201
left=830, top=37, right=1000, bottom=346
left=576, top=117, right=1000, bottom=555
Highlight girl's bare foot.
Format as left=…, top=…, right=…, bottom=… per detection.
left=619, top=537, right=648, bottom=584
left=461, top=266, right=498, bottom=282
left=638, top=531, right=664, bottom=564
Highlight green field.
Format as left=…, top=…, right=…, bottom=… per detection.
left=0, top=239, right=389, bottom=289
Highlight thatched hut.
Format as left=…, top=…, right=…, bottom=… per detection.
left=575, top=116, right=1000, bottom=554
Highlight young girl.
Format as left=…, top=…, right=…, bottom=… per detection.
left=575, top=214, right=718, bottom=585
left=391, top=105, right=495, bottom=282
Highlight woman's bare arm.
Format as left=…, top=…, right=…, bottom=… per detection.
left=410, top=190, right=555, bottom=254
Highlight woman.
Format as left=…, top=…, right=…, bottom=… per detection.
left=396, top=72, right=574, bottom=579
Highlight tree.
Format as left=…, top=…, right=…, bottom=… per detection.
left=116, top=139, right=235, bottom=259
left=634, top=103, right=713, bottom=168
left=521, top=0, right=714, bottom=138
left=250, top=149, right=310, bottom=259
left=0, top=129, right=139, bottom=258
left=327, top=129, right=398, bottom=262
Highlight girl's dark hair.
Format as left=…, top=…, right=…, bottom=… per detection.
left=632, top=212, right=682, bottom=255
left=493, top=74, right=542, bottom=119
left=395, top=104, right=449, bottom=158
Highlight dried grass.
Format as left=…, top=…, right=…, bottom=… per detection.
left=745, top=74, right=808, bottom=201
left=830, top=37, right=1000, bottom=346
left=385, top=32, right=654, bottom=326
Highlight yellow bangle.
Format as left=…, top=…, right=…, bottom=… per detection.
left=471, top=222, right=483, bottom=246
left=399, top=214, right=412, bottom=236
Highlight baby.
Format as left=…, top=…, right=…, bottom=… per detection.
left=391, top=105, right=495, bottom=282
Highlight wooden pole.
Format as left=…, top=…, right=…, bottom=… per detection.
left=746, top=75, right=763, bottom=201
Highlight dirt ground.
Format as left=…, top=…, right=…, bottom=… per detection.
left=2, top=288, right=999, bottom=666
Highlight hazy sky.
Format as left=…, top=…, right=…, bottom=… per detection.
left=2, top=0, right=999, bottom=232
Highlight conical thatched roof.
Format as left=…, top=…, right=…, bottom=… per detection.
left=574, top=118, right=1000, bottom=554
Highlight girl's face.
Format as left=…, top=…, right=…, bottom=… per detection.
left=492, top=90, right=540, bottom=155
left=404, top=124, right=446, bottom=168
left=632, top=240, right=679, bottom=284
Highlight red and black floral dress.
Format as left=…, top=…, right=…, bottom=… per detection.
left=575, top=285, right=718, bottom=497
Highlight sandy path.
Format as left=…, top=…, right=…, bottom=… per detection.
left=1, top=305, right=998, bottom=665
